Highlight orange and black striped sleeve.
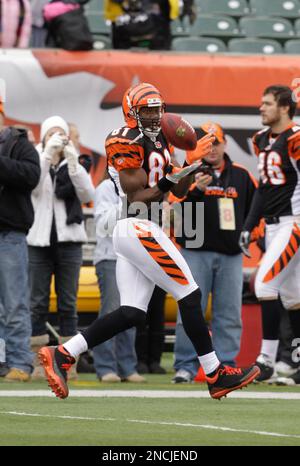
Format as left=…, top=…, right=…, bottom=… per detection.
left=252, top=133, right=260, bottom=157
left=287, top=130, right=300, bottom=161
left=105, top=136, right=144, bottom=171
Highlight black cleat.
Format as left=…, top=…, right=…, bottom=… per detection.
left=206, top=364, right=260, bottom=399
left=254, top=354, right=275, bottom=382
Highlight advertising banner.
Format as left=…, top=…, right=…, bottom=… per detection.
left=1, top=49, right=300, bottom=182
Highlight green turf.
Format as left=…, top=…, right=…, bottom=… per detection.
left=0, top=353, right=300, bottom=446
left=0, top=397, right=300, bottom=446
left=0, top=352, right=299, bottom=392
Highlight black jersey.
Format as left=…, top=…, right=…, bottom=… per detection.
left=106, top=126, right=172, bottom=193
left=106, top=126, right=173, bottom=222
left=253, top=123, right=300, bottom=218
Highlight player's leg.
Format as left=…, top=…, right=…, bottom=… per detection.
left=113, top=218, right=260, bottom=398
left=276, top=242, right=300, bottom=385
left=39, top=254, right=153, bottom=398
left=255, top=219, right=299, bottom=381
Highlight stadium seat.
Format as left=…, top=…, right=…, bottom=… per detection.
left=250, top=0, right=300, bottom=19
left=172, top=37, right=227, bottom=52
left=171, top=18, right=191, bottom=37
left=86, top=12, right=111, bottom=35
left=93, top=35, right=112, bottom=50
left=293, top=18, right=300, bottom=36
left=239, top=16, right=294, bottom=39
left=196, top=0, right=250, bottom=17
left=228, top=38, right=283, bottom=54
left=284, top=39, right=300, bottom=53
left=189, top=14, right=240, bottom=37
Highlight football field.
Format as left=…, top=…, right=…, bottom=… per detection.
left=1, top=355, right=300, bottom=446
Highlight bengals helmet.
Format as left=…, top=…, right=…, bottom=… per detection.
left=122, top=83, right=165, bottom=138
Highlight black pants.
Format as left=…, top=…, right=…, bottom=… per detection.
left=278, top=306, right=299, bottom=368
left=112, top=18, right=171, bottom=50
left=29, top=243, right=82, bottom=337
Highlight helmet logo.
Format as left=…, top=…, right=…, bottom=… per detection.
left=147, top=98, right=162, bottom=106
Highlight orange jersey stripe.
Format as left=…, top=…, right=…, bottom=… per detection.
left=263, top=224, right=300, bottom=283
left=105, top=136, right=139, bottom=147
left=287, top=130, right=300, bottom=160
left=137, top=233, right=189, bottom=285
left=107, top=141, right=144, bottom=171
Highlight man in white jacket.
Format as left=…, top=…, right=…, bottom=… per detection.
left=27, top=116, right=95, bottom=378
left=93, top=177, right=145, bottom=383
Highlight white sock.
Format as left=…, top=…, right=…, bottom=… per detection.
left=198, top=351, right=220, bottom=375
left=63, top=334, right=88, bottom=358
left=260, top=339, right=279, bottom=365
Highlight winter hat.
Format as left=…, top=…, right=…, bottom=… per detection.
left=40, top=115, right=69, bottom=141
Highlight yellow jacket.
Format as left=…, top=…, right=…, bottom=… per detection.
left=104, top=0, right=179, bottom=22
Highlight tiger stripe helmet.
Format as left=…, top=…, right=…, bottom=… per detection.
left=122, top=83, right=165, bottom=135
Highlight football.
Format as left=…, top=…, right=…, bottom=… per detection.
left=161, top=113, right=197, bottom=150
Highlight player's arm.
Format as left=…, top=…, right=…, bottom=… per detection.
left=243, top=185, right=264, bottom=233
left=287, top=131, right=300, bottom=170
left=119, top=163, right=199, bottom=205
left=244, top=131, right=263, bottom=231
left=119, top=167, right=167, bottom=205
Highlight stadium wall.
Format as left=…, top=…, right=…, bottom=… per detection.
left=1, top=49, right=300, bottom=180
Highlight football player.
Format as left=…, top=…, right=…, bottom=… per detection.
left=240, top=85, right=300, bottom=384
left=39, top=83, right=259, bottom=399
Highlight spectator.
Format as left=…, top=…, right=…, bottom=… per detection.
left=172, top=122, right=257, bottom=383
left=43, top=0, right=93, bottom=50
left=93, top=176, right=145, bottom=382
left=135, top=286, right=167, bottom=374
left=0, top=98, right=41, bottom=381
left=107, top=0, right=192, bottom=50
left=27, top=115, right=94, bottom=379
left=13, top=124, right=36, bottom=145
left=68, top=122, right=92, bottom=174
left=0, top=0, right=32, bottom=48
left=30, top=0, right=48, bottom=47
left=0, top=338, right=7, bottom=376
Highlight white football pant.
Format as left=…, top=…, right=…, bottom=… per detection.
left=113, top=217, right=198, bottom=311
left=255, top=216, right=300, bottom=309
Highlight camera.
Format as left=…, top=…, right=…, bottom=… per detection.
left=194, top=162, right=214, bottom=176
